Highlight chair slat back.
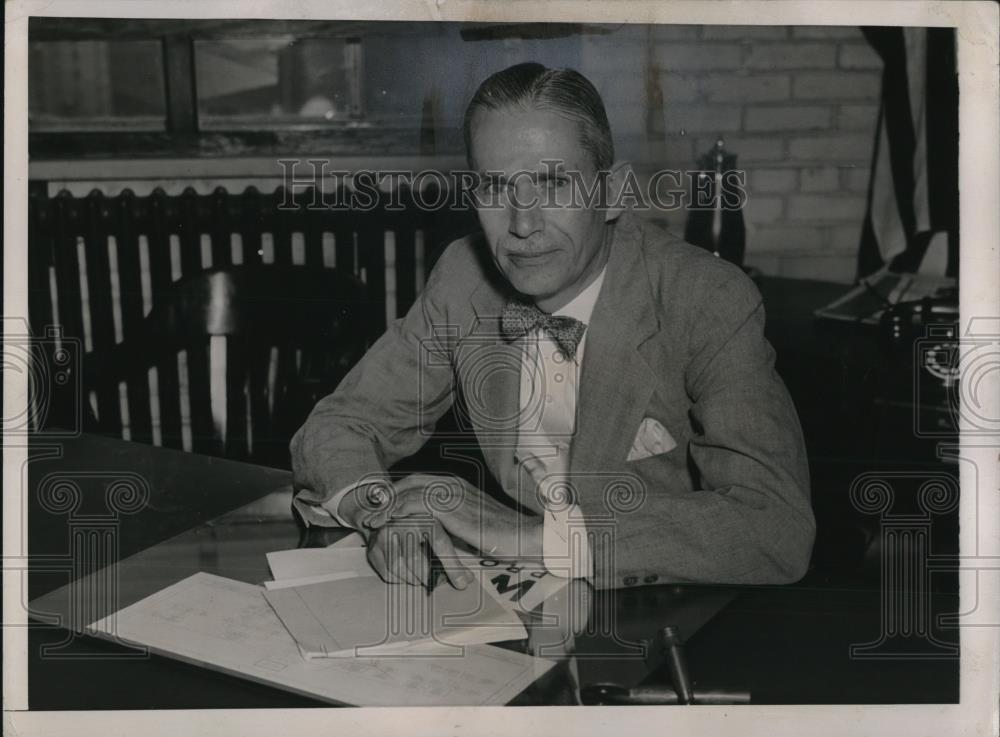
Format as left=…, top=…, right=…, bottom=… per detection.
left=27, top=183, right=479, bottom=462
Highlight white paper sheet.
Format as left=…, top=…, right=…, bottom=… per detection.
left=266, top=545, right=370, bottom=581
left=265, top=543, right=569, bottom=613
left=88, top=572, right=550, bottom=706
left=329, top=531, right=366, bottom=549
left=263, top=571, right=528, bottom=658
left=263, top=571, right=359, bottom=590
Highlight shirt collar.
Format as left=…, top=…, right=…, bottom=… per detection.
left=551, top=267, right=607, bottom=325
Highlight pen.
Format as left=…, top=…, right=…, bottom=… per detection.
left=427, top=545, right=443, bottom=594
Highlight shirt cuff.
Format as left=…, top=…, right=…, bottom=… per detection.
left=542, top=503, right=592, bottom=580
left=292, top=483, right=360, bottom=529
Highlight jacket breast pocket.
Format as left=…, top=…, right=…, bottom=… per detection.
left=626, top=416, right=678, bottom=462
left=626, top=444, right=695, bottom=495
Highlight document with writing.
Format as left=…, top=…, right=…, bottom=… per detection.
left=263, top=572, right=528, bottom=657
left=88, top=572, right=551, bottom=706
left=264, top=540, right=568, bottom=614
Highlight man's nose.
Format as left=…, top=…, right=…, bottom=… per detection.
left=508, top=202, right=543, bottom=238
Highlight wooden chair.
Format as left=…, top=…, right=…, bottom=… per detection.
left=82, top=265, right=376, bottom=467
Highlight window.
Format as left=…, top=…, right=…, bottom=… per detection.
left=27, top=19, right=448, bottom=160
left=28, top=23, right=365, bottom=139
left=195, top=37, right=364, bottom=129
left=28, top=40, right=167, bottom=131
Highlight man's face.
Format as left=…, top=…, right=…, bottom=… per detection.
left=469, top=107, right=612, bottom=313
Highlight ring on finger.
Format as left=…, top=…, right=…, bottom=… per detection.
left=365, top=483, right=392, bottom=509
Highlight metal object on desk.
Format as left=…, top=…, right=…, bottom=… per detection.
left=661, top=625, right=694, bottom=704
left=684, top=136, right=746, bottom=267
left=580, top=683, right=751, bottom=705
left=580, top=622, right=751, bottom=705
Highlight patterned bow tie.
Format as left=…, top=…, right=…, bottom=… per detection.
left=501, top=300, right=588, bottom=360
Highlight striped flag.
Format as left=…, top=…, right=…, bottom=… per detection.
left=857, top=27, right=959, bottom=280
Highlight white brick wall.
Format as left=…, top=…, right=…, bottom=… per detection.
left=575, top=24, right=885, bottom=284
left=702, top=25, right=789, bottom=41
left=800, top=166, right=841, bottom=192
left=655, top=43, right=744, bottom=70
left=788, top=134, right=872, bottom=160
left=841, top=166, right=872, bottom=192
left=746, top=43, right=837, bottom=70
left=838, top=43, right=883, bottom=69
left=792, top=72, right=881, bottom=100
left=787, top=194, right=867, bottom=221
left=744, top=105, right=831, bottom=131
left=837, top=103, right=880, bottom=130
left=702, top=73, right=792, bottom=103
left=749, top=168, right=798, bottom=193
left=666, top=104, right=743, bottom=133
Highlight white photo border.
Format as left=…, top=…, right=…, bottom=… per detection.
left=4, top=2, right=998, bottom=736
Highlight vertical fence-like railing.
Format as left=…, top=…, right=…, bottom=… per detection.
left=27, top=182, right=476, bottom=458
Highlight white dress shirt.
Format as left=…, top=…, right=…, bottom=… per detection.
left=514, top=267, right=605, bottom=579
left=295, top=268, right=607, bottom=582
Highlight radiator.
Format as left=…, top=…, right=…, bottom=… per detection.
left=27, top=184, right=470, bottom=454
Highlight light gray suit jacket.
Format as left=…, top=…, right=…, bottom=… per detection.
left=291, top=212, right=816, bottom=589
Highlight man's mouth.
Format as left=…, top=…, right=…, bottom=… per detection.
left=506, top=249, right=557, bottom=265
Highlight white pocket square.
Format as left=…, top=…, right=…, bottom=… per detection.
left=627, top=417, right=678, bottom=462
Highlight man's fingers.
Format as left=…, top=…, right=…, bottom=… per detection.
left=413, top=540, right=431, bottom=589
left=402, top=528, right=427, bottom=587
left=520, top=454, right=547, bottom=483
left=363, top=508, right=391, bottom=530
left=385, top=530, right=417, bottom=586
left=363, top=479, right=438, bottom=526
left=366, top=539, right=395, bottom=584
left=391, top=494, right=431, bottom=520
left=392, top=473, right=440, bottom=493
left=427, top=521, right=473, bottom=589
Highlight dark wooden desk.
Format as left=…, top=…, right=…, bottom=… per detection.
left=26, top=433, right=959, bottom=708
left=26, top=434, right=736, bottom=708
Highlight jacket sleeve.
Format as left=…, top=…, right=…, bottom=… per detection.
left=289, top=251, right=459, bottom=511
left=592, top=268, right=815, bottom=588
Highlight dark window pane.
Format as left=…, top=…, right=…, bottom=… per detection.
left=29, top=40, right=166, bottom=131
left=195, top=37, right=363, bottom=129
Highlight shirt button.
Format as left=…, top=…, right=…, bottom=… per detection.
left=643, top=574, right=659, bottom=584
left=545, top=395, right=553, bottom=404
left=554, top=373, right=564, bottom=383
left=623, top=575, right=638, bottom=586
left=553, top=351, right=565, bottom=363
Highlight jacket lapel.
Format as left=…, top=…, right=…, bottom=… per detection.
left=571, top=215, right=661, bottom=483
left=463, top=280, right=520, bottom=492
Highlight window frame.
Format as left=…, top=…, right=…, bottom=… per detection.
left=28, top=18, right=402, bottom=160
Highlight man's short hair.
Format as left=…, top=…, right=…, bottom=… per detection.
left=463, top=62, right=615, bottom=171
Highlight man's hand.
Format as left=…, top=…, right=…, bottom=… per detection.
left=364, top=514, right=474, bottom=589
left=388, top=474, right=545, bottom=563
left=336, top=482, right=396, bottom=531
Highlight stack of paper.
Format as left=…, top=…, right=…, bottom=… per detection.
left=88, top=572, right=551, bottom=706
left=263, top=574, right=528, bottom=658
left=265, top=533, right=569, bottom=615
left=264, top=545, right=370, bottom=590
left=263, top=533, right=532, bottom=658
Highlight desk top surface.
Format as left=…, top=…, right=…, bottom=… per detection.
left=26, top=427, right=958, bottom=708
left=27, top=433, right=740, bottom=707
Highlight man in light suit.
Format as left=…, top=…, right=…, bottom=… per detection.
left=291, top=63, right=815, bottom=590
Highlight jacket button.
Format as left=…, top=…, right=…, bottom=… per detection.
left=623, top=575, right=638, bottom=586
left=643, top=574, right=659, bottom=584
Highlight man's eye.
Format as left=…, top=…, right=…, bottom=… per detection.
left=547, top=178, right=568, bottom=189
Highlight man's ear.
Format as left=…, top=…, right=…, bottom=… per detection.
left=604, top=161, right=634, bottom=223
